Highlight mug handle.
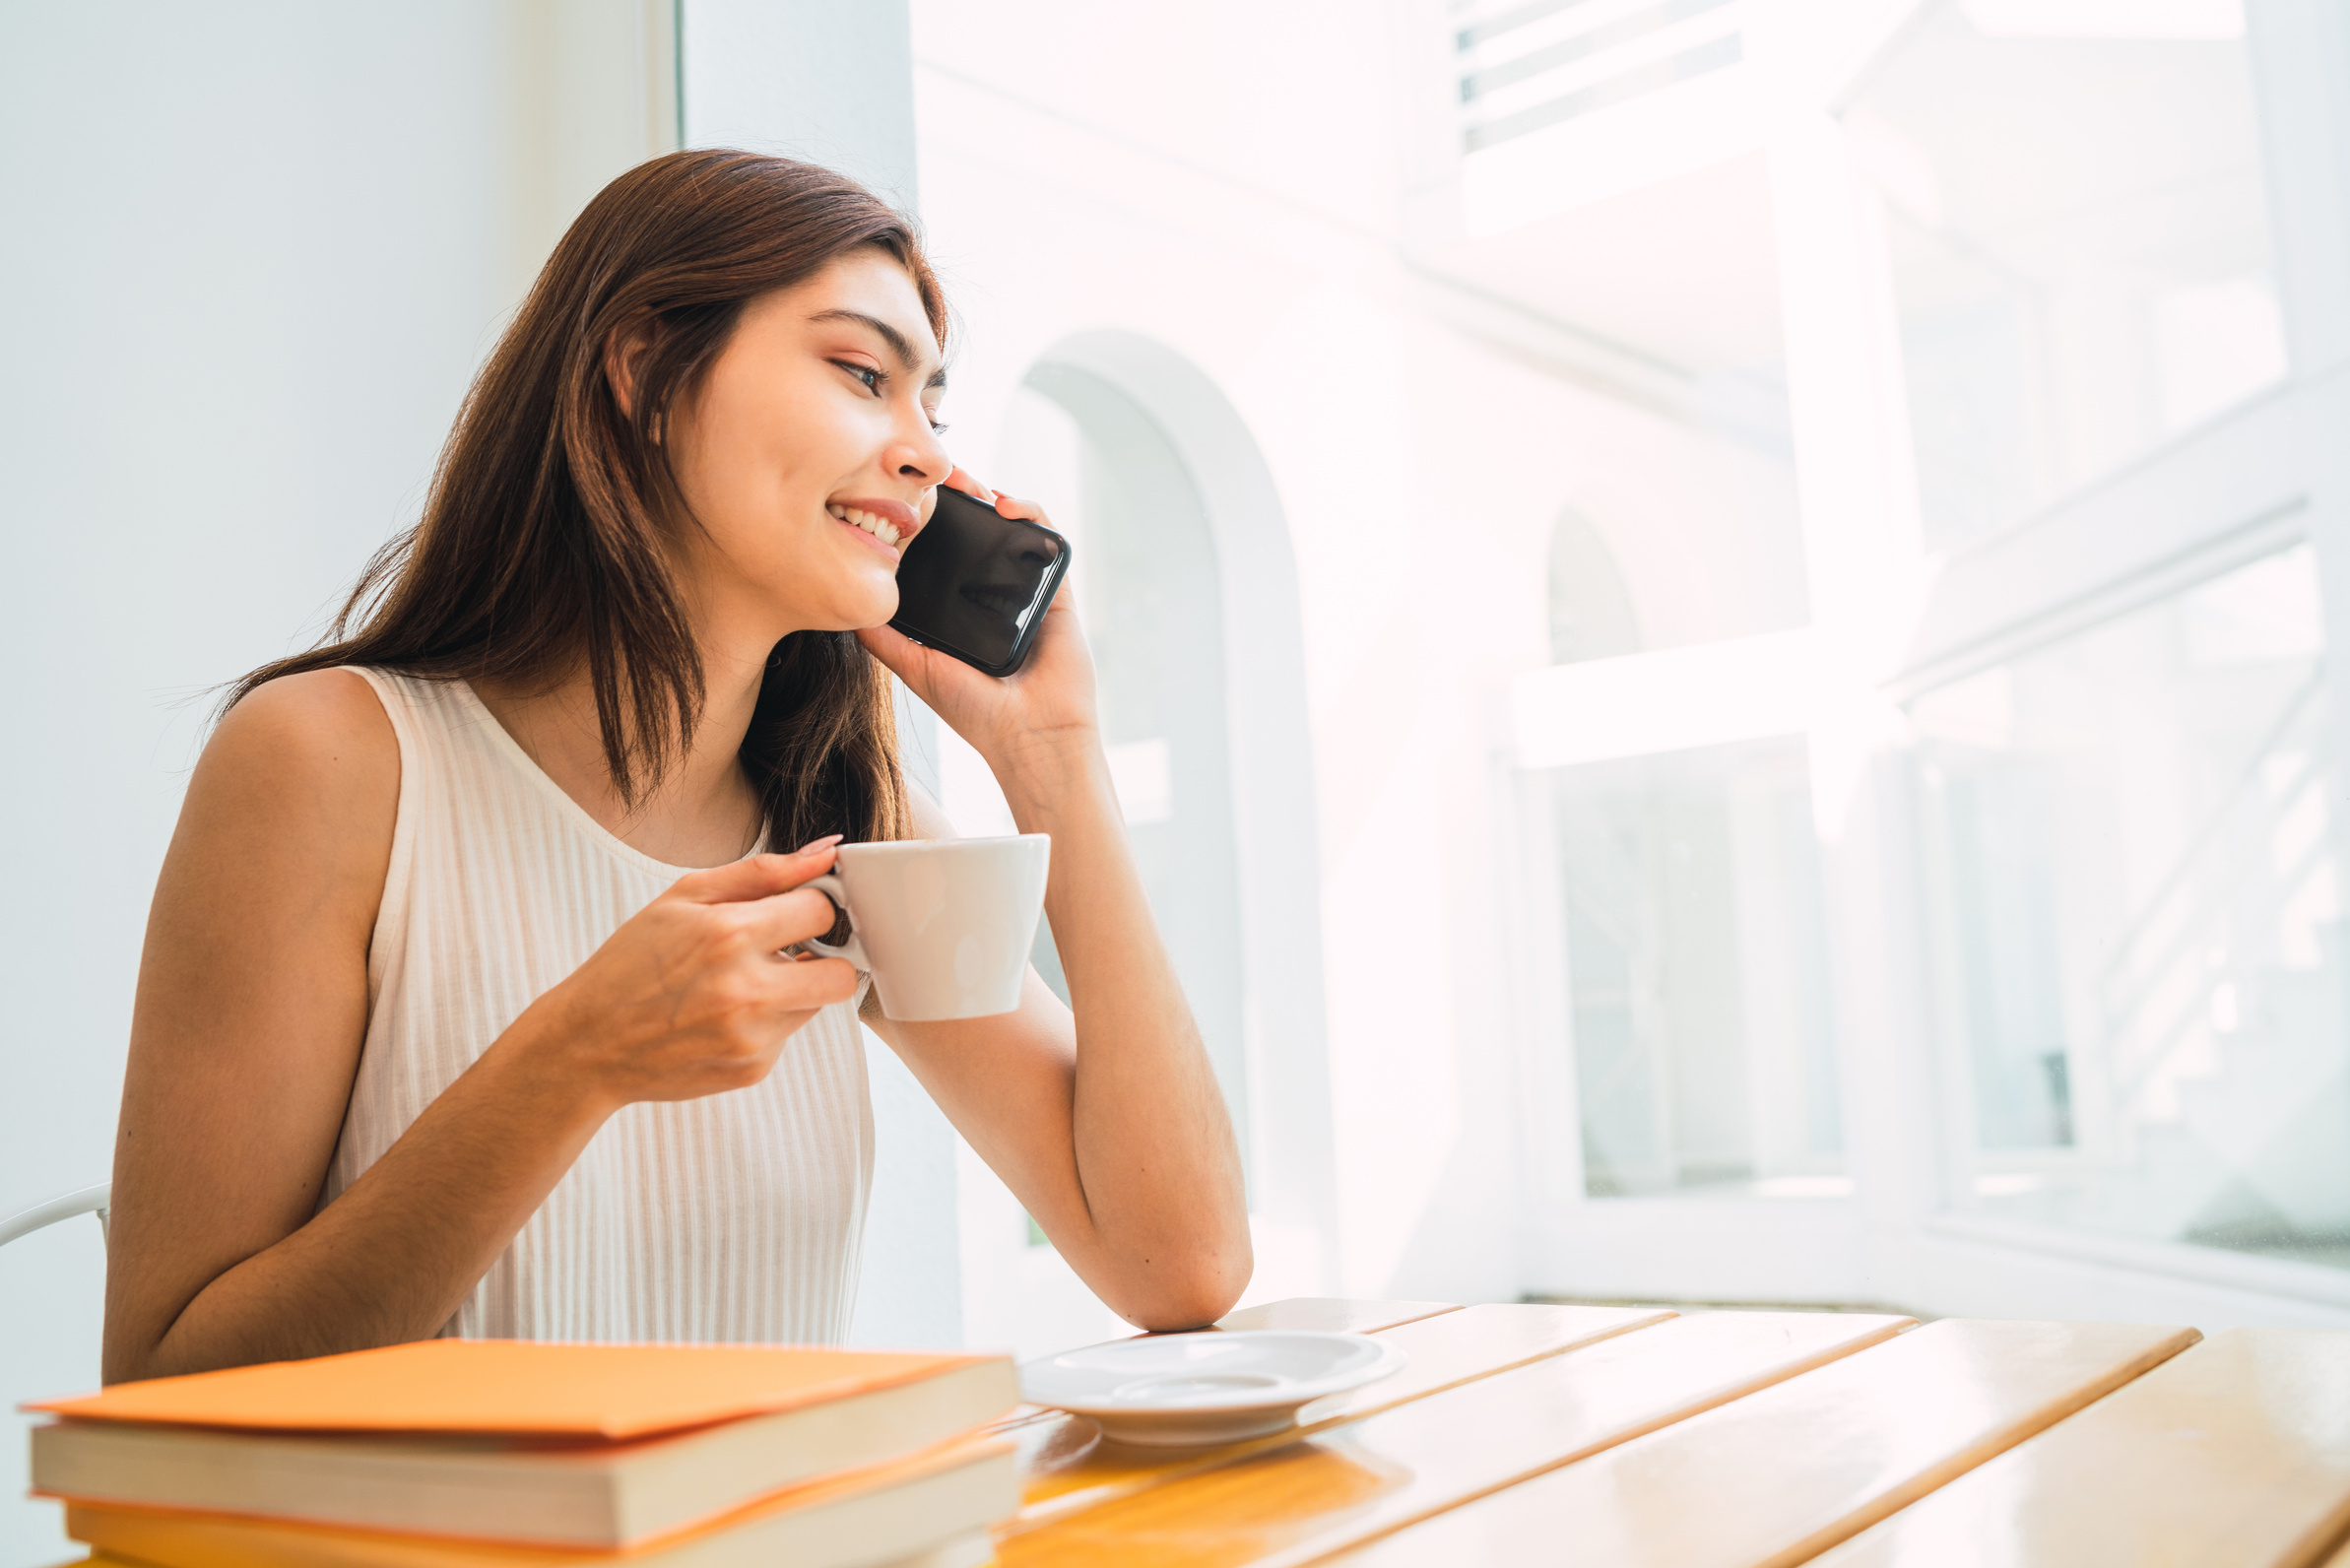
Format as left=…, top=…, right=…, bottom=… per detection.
left=799, top=874, right=871, bottom=971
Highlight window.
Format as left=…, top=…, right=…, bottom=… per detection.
left=956, top=375, right=1252, bottom=1179
left=1552, top=736, right=1841, bottom=1195
left=1848, top=0, right=2286, bottom=550
left=1914, top=544, right=2350, bottom=1270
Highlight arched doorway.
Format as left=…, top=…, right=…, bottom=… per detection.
left=945, top=334, right=1335, bottom=1351
left=1547, top=507, right=1643, bottom=665
left=1005, top=363, right=1250, bottom=1163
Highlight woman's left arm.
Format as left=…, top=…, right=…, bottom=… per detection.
left=855, top=482, right=1251, bottom=1332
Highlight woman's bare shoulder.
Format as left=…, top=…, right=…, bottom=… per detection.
left=184, top=668, right=400, bottom=874
left=210, top=666, right=394, bottom=770
left=217, top=666, right=393, bottom=751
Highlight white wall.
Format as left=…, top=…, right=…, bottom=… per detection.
left=0, top=6, right=669, bottom=1560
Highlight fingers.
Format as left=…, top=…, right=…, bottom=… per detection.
left=736, top=884, right=849, bottom=952
left=990, top=489, right=1052, bottom=527
left=741, top=946, right=859, bottom=1048
left=941, top=465, right=1049, bottom=528
left=768, top=954, right=860, bottom=1010
left=732, top=961, right=860, bottom=1073
left=673, top=838, right=841, bottom=904
left=858, top=624, right=957, bottom=715
left=856, top=621, right=927, bottom=682
left=943, top=465, right=997, bottom=504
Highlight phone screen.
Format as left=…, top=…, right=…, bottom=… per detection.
left=889, top=486, right=1072, bottom=676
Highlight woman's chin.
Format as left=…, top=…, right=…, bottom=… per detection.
left=804, top=582, right=899, bottom=637
left=855, top=581, right=901, bottom=631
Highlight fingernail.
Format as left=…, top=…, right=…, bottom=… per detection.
left=797, top=833, right=845, bottom=854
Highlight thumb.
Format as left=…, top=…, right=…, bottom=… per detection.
left=859, top=624, right=962, bottom=713
left=857, top=621, right=928, bottom=684
left=672, top=840, right=839, bottom=904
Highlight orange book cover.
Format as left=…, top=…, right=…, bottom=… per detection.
left=61, top=1433, right=1016, bottom=1567
left=27, top=1340, right=997, bottom=1441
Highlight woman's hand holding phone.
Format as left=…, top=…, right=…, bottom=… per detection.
left=858, top=468, right=1104, bottom=783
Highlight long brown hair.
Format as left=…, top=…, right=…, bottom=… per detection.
left=234, top=150, right=945, bottom=848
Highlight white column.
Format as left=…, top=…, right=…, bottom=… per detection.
left=2250, top=0, right=2350, bottom=819
left=1768, top=109, right=1939, bottom=1303
left=2248, top=0, right=2350, bottom=382
left=678, top=0, right=918, bottom=207
left=675, top=0, right=960, bottom=1346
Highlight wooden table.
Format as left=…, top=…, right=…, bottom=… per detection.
left=985, top=1295, right=2350, bottom=1568
left=51, top=1296, right=2350, bottom=1566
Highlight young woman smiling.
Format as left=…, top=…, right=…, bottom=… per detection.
left=101, top=152, right=1252, bottom=1381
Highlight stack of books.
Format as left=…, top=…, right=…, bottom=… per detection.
left=25, top=1339, right=1018, bottom=1568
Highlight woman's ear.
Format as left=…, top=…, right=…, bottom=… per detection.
left=603, top=316, right=658, bottom=423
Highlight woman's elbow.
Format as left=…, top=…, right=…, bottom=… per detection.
left=1123, top=1239, right=1254, bottom=1333
left=101, top=1313, right=180, bottom=1387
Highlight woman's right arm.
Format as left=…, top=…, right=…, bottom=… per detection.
left=103, top=670, right=855, bottom=1383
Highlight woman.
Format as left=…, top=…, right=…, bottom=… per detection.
left=101, top=151, right=1251, bottom=1380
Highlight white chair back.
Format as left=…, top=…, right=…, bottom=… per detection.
left=0, top=1182, right=110, bottom=1250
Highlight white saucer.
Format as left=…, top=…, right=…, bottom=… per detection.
left=1015, top=1330, right=1406, bottom=1447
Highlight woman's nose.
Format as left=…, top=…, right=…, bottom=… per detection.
left=888, top=416, right=949, bottom=485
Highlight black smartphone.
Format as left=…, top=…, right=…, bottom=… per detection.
left=889, top=485, right=1073, bottom=677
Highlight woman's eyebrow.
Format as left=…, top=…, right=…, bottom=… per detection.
left=808, top=308, right=947, bottom=389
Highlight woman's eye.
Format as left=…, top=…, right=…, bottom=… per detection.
left=929, top=419, right=950, bottom=435
left=833, top=360, right=881, bottom=393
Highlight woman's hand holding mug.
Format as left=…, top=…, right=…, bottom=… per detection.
left=503, top=840, right=857, bottom=1113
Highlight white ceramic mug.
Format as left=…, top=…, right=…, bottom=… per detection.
left=803, top=834, right=1051, bottom=1021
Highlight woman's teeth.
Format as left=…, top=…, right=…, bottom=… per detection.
left=827, top=503, right=902, bottom=548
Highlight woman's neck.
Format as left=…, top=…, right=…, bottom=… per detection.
left=472, top=639, right=772, bottom=870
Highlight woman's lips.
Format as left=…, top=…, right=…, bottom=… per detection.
left=827, top=496, right=921, bottom=555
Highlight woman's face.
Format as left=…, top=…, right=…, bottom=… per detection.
left=657, top=248, right=950, bottom=640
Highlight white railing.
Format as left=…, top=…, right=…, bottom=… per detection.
left=2098, top=672, right=2330, bottom=1112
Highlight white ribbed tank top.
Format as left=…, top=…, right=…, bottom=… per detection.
left=321, top=669, right=873, bottom=1344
